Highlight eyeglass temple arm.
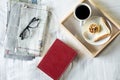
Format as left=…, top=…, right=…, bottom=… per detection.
left=28, top=17, right=39, bottom=25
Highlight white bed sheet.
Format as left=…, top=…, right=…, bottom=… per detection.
left=0, top=0, right=120, bottom=80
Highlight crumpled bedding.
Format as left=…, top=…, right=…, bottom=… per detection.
left=1, top=0, right=120, bottom=80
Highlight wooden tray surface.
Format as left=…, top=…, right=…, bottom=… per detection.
left=61, top=0, right=120, bottom=57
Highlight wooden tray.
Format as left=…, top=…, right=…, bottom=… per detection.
left=61, top=0, right=120, bottom=57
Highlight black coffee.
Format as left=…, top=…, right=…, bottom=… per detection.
left=75, top=5, right=90, bottom=20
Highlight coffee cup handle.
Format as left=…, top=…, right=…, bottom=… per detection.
left=80, top=20, right=84, bottom=27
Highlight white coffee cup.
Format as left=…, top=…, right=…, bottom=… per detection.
left=74, top=3, right=92, bottom=22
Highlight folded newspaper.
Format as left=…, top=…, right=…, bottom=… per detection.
left=4, top=1, right=49, bottom=59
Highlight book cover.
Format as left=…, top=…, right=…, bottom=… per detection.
left=37, top=39, right=77, bottom=80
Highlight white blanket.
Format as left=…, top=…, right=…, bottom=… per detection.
left=0, top=0, right=120, bottom=80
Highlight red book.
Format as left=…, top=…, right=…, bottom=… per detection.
left=37, top=39, right=77, bottom=80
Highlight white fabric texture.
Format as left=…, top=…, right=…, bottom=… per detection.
left=0, top=0, right=120, bottom=80
left=0, top=0, right=7, bottom=45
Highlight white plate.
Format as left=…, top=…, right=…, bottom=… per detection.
left=81, top=16, right=112, bottom=45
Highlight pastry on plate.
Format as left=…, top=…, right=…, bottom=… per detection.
left=82, top=16, right=111, bottom=45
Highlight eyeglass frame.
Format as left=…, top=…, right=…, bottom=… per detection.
left=19, top=17, right=40, bottom=40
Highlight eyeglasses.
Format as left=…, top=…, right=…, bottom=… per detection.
left=19, top=17, right=40, bottom=40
